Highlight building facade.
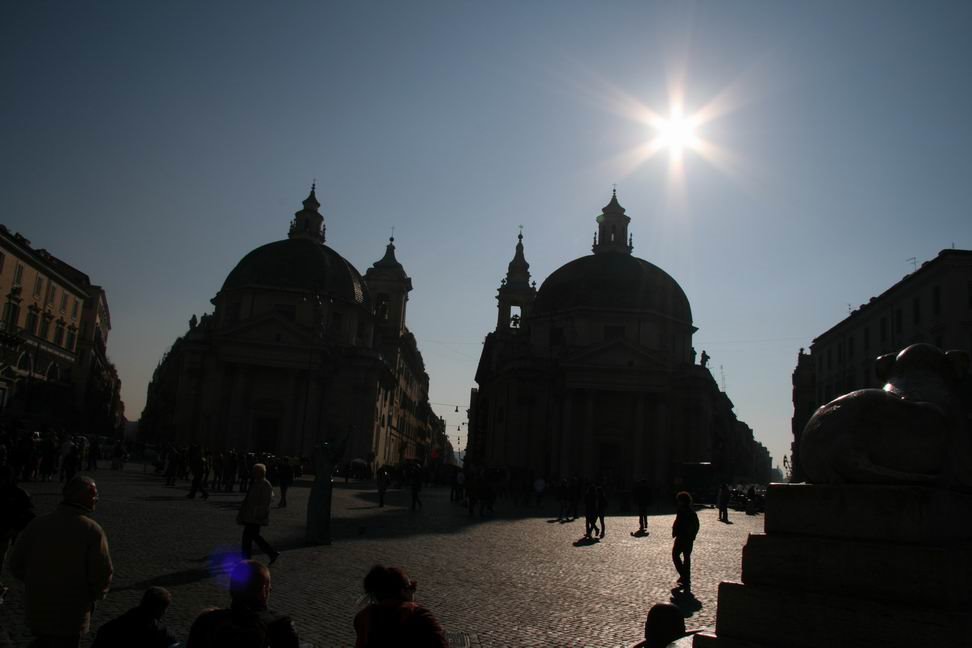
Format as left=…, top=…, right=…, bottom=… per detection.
left=0, top=225, right=123, bottom=434
left=470, top=192, right=772, bottom=493
left=140, top=187, right=445, bottom=468
left=791, top=249, right=972, bottom=479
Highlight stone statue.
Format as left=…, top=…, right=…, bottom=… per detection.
left=700, top=350, right=710, bottom=368
left=189, top=314, right=197, bottom=330
left=800, top=344, right=971, bottom=488
left=690, top=347, right=697, bottom=364
left=306, top=435, right=348, bottom=544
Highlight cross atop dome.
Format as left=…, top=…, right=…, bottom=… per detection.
left=289, top=183, right=325, bottom=243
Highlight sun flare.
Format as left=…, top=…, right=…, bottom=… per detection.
left=652, top=109, right=700, bottom=155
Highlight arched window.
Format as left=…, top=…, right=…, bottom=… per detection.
left=45, top=363, right=60, bottom=382
left=17, top=352, right=31, bottom=373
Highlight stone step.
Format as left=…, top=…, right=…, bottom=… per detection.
left=713, top=581, right=971, bottom=648
left=741, top=532, right=972, bottom=605
left=765, top=483, right=972, bottom=544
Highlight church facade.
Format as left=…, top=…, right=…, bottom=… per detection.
left=140, top=187, right=448, bottom=468
left=469, top=193, right=771, bottom=493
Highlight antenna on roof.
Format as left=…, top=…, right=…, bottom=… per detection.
left=719, top=364, right=726, bottom=391
left=907, top=257, right=917, bottom=272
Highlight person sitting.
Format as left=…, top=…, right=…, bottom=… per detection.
left=353, top=565, right=447, bottom=648
left=91, top=586, right=179, bottom=648
left=628, top=603, right=691, bottom=648
left=186, top=560, right=298, bottom=648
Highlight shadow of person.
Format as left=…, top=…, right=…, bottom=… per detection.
left=572, top=536, right=600, bottom=547
left=669, top=589, right=703, bottom=616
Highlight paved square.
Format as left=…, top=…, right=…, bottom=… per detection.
left=1, top=466, right=762, bottom=647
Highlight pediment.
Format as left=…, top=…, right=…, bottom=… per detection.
left=219, top=313, right=317, bottom=347
left=563, top=339, right=666, bottom=369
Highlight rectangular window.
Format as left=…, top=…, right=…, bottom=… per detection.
left=2, top=302, right=20, bottom=329
left=33, top=276, right=44, bottom=298
left=60, top=292, right=68, bottom=312
left=13, top=263, right=24, bottom=286
left=933, top=285, right=942, bottom=316
left=25, top=310, right=39, bottom=335
left=54, top=322, right=65, bottom=346
left=39, top=317, right=51, bottom=339
left=912, top=297, right=920, bottom=325
left=895, top=308, right=903, bottom=334
left=65, top=328, right=76, bottom=351
left=47, top=283, right=57, bottom=304
left=71, top=297, right=79, bottom=318
left=0, top=252, right=5, bottom=274
left=880, top=317, right=888, bottom=342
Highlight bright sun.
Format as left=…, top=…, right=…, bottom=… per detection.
left=652, top=108, right=700, bottom=156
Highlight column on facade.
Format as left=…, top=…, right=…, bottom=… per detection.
left=582, top=389, right=595, bottom=478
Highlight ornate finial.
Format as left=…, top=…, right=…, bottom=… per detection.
left=312, top=178, right=317, bottom=192
left=612, top=183, right=617, bottom=196
left=390, top=226, right=395, bottom=243
left=518, top=224, right=523, bottom=241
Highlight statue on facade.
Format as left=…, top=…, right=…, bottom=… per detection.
left=306, top=434, right=348, bottom=545
left=800, top=344, right=971, bottom=488
left=700, top=350, right=710, bottom=368
left=189, top=314, right=198, bottom=330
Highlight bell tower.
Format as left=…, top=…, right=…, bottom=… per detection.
left=496, top=230, right=536, bottom=332
left=365, top=237, right=412, bottom=336
left=592, top=189, right=633, bottom=255
left=288, top=183, right=326, bottom=243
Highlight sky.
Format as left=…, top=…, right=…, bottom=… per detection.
left=2, top=2, right=971, bottom=467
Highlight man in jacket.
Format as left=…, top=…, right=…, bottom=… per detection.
left=671, top=491, right=700, bottom=593
left=187, top=560, right=298, bottom=648
left=237, top=463, right=279, bottom=563
left=90, top=587, right=178, bottom=648
left=9, top=475, right=113, bottom=647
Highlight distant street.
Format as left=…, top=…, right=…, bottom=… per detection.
left=1, top=465, right=762, bottom=647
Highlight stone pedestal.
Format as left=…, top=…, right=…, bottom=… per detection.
left=694, top=483, right=972, bottom=648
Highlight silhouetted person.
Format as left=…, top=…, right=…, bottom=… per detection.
left=237, top=464, right=279, bottom=564
left=410, top=469, right=423, bottom=511
left=0, top=465, right=34, bottom=599
left=627, top=603, right=689, bottom=648
left=186, top=444, right=208, bottom=500
left=187, top=560, right=298, bottom=647
left=9, top=475, right=113, bottom=647
left=584, top=485, right=599, bottom=539
left=672, top=491, right=700, bottom=592
left=717, top=484, right=731, bottom=523
left=596, top=485, right=608, bottom=538
left=90, top=587, right=178, bottom=648
left=354, top=565, right=447, bottom=648
left=276, top=460, right=293, bottom=508
left=632, top=478, right=651, bottom=535
left=377, top=469, right=390, bottom=508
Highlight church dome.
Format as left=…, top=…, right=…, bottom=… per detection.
left=220, top=237, right=370, bottom=306
left=533, top=253, right=692, bottom=323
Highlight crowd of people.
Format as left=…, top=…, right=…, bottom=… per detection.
left=0, top=423, right=737, bottom=647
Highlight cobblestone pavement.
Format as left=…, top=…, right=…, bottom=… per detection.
left=0, top=465, right=763, bottom=647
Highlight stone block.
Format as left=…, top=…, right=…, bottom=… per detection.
left=741, top=532, right=972, bottom=605
left=764, top=483, right=972, bottom=543
left=713, top=581, right=971, bottom=648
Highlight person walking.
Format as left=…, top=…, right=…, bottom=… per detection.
left=186, top=444, right=209, bottom=500
left=276, top=459, right=293, bottom=508
left=187, top=560, right=298, bottom=647
left=717, top=484, right=731, bottom=523
left=410, top=468, right=423, bottom=511
left=632, top=478, right=652, bottom=536
left=8, top=475, right=113, bottom=647
left=671, top=491, right=700, bottom=593
left=595, top=485, right=608, bottom=538
left=583, top=485, right=599, bottom=539
left=237, top=464, right=279, bottom=564
left=377, top=469, right=390, bottom=508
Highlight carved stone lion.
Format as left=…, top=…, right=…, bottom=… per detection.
left=800, top=344, right=971, bottom=488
